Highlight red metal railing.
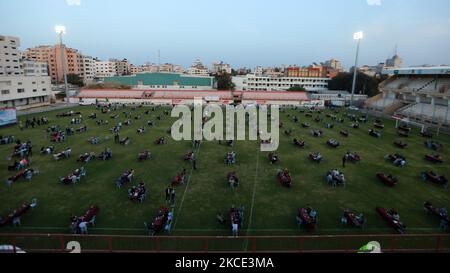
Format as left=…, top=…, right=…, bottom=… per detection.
left=0, top=233, right=448, bottom=253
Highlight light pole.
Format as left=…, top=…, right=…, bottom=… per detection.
left=351, top=31, right=363, bottom=108
left=55, top=25, right=69, bottom=103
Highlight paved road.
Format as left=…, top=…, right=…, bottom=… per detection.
left=17, top=103, right=79, bottom=116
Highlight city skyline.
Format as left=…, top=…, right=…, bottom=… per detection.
left=1, top=0, right=450, bottom=69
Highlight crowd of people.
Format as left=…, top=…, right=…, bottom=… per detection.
left=128, top=182, right=147, bottom=202
left=326, top=169, right=346, bottom=187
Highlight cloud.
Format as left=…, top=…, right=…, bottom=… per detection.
left=367, top=0, right=381, bottom=6
left=66, top=0, right=81, bottom=6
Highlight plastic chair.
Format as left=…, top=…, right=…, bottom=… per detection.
left=12, top=217, right=21, bottom=226
left=30, top=198, right=38, bottom=209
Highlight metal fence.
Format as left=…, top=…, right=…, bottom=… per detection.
left=0, top=233, right=449, bottom=253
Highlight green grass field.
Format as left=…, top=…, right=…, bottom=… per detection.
left=0, top=105, right=449, bottom=247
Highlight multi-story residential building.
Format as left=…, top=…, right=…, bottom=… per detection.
left=21, top=59, right=49, bottom=76
left=0, top=76, right=52, bottom=108
left=110, top=58, right=130, bottom=76
left=324, top=59, right=343, bottom=72
left=243, top=74, right=329, bottom=92
left=0, top=35, right=23, bottom=76
left=187, top=59, right=209, bottom=76
left=95, top=60, right=116, bottom=78
left=24, top=44, right=83, bottom=83
left=159, top=63, right=184, bottom=73
left=81, top=55, right=96, bottom=84
left=129, top=64, right=144, bottom=75
left=386, top=54, right=403, bottom=68
left=212, top=61, right=232, bottom=74
left=286, top=66, right=332, bottom=78
left=0, top=35, right=52, bottom=109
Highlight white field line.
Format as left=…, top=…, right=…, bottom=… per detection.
left=171, top=142, right=201, bottom=231
left=243, top=148, right=261, bottom=250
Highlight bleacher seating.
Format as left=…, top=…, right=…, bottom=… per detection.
left=383, top=77, right=410, bottom=90
left=400, top=103, right=450, bottom=123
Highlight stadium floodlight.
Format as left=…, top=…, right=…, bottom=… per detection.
left=55, top=25, right=69, bottom=103
left=350, top=31, right=364, bottom=107
left=54, top=25, right=66, bottom=35
left=353, top=31, right=364, bottom=40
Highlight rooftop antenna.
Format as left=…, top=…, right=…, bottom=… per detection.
left=394, top=44, right=398, bottom=56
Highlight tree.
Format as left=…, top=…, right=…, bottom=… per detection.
left=287, top=85, right=306, bottom=92
left=328, top=72, right=386, bottom=97
left=216, top=72, right=235, bottom=90
left=66, top=74, right=84, bottom=87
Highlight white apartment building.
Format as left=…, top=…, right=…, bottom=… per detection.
left=22, top=59, right=49, bottom=76
left=244, top=74, right=329, bottom=92
left=0, top=76, right=52, bottom=108
left=212, top=61, right=232, bottom=74
left=95, top=60, right=116, bottom=78
left=0, top=35, right=23, bottom=76
left=81, top=55, right=96, bottom=84
left=187, top=59, right=209, bottom=76
left=0, top=35, right=52, bottom=109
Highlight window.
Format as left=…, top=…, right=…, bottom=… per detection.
left=17, top=88, right=25, bottom=93
left=1, top=90, right=10, bottom=95
left=42, top=88, right=47, bottom=91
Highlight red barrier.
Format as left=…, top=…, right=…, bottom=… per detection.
left=0, top=233, right=448, bottom=253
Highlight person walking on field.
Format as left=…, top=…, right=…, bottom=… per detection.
left=170, top=188, right=176, bottom=206
left=192, top=156, right=197, bottom=170
left=165, top=186, right=171, bottom=204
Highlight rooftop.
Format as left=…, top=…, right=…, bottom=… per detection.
left=104, top=72, right=214, bottom=87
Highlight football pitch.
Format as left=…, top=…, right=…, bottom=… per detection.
left=0, top=104, right=449, bottom=243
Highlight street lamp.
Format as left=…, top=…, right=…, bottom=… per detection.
left=55, top=25, right=69, bottom=103
left=351, top=31, right=363, bottom=108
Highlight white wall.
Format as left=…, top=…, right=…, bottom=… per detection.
left=0, top=76, right=52, bottom=106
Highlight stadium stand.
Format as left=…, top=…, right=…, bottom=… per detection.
left=367, top=66, right=450, bottom=128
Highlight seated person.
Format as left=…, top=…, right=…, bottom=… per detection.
left=40, top=146, right=54, bottom=154
left=390, top=209, right=400, bottom=222
left=184, top=151, right=194, bottom=161
left=77, top=152, right=95, bottom=163
left=120, top=137, right=130, bottom=145
left=268, top=153, right=279, bottom=164
left=89, top=137, right=100, bottom=145
left=155, top=137, right=165, bottom=145
left=293, top=138, right=305, bottom=147
left=228, top=172, right=239, bottom=187
left=99, top=148, right=113, bottom=160
left=137, top=127, right=145, bottom=134
left=138, top=150, right=150, bottom=160
left=310, top=152, right=322, bottom=162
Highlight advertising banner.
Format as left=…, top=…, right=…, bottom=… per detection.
left=0, top=107, right=17, bottom=127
